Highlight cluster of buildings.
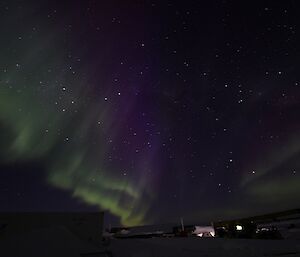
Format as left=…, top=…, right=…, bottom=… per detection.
left=108, top=209, right=300, bottom=240
left=213, top=208, right=300, bottom=239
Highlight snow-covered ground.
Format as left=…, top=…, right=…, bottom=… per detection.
left=108, top=238, right=300, bottom=257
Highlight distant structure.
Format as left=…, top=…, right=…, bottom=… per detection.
left=108, top=223, right=215, bottom=238
left=173, top=225, right=215, bottom=237
left=0, top=212, right=108, bottom=257
left=213, top=208, right=300, bottom=239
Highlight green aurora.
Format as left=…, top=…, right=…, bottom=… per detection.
left=0, top=29, right=152, bottom=225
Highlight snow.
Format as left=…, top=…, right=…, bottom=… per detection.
left=108, top=238, right=300, bottom=257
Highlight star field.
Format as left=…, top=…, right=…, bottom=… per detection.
left=0, top=0, right=299, bottom=226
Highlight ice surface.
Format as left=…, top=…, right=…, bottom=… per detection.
left=109, top=238, right=300, bottom=257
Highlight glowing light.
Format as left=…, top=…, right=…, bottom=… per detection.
left=236, top=225, right=243, bottom=231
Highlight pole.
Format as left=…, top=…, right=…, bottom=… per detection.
left=180, top=217, right=184, bottom=231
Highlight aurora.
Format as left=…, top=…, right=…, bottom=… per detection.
left=1, top=0, right=299, bottom=227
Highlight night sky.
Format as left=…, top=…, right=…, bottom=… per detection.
left=0, top=0, right=300, bottom=227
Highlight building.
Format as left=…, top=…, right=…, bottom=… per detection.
left=0, top=212, right=108, bottom=257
